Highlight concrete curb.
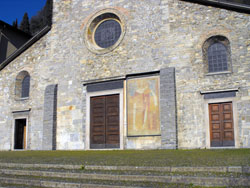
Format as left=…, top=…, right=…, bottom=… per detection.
left=0, top=177, right=136, bottom=188
left=0, top=163, right=249, bottom=173
left=0, top=169, right=249, bottom=187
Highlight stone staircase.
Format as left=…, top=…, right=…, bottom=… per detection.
left=0, top=163, right=249, bottom=187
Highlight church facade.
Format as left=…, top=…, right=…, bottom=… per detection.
left=0, top=0, right=249, bottom=150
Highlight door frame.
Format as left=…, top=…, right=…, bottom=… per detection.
left=86, top=88, right=124, bottom=150
left=12, top=117, right=29, bottom=150
left=204, top=97, right=239, bottom=148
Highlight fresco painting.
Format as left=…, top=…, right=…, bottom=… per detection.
left=127, top=76, right=160, bottom=136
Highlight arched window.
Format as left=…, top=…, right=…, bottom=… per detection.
left=15, top=71, right=30, bottom=99
left=203, top=36, right=231, bottom=73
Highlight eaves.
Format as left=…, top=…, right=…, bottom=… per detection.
left=0, top=26, right=51, bottom=71
left=180, top=0, right=250, bottom=14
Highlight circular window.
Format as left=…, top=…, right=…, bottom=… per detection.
left=94, top=19, right=122, bottom=48
left=84, top=10, right=126, bottom=54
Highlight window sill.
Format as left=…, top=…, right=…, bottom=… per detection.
left=205, top=71, right=232, bottom=76
left=15, top=97, right=29, bottom=101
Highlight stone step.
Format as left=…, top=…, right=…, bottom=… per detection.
left=0, top=176, right=136, bottom=188
left=0, top=166, right=248, bottom=178
left=0, top=169, right=249, bottom=187
left=2, top=165, right=249, bottom=180
left=0, top=163, right=249, bottom=173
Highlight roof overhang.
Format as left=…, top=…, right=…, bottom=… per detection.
left=180, top=0, right=250, bottom=14
left=0, top=20, right=32, bottom=38
left=0, top=26, right=51, bottom=71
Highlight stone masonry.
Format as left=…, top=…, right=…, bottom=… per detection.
left=160, top=68, right=177, bottom=149
left=0, top=0, right=249, bottom=150
left=42, top=84, right=57, bottom=150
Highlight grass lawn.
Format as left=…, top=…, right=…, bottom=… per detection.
left=0, top=149, right=249, bottom=167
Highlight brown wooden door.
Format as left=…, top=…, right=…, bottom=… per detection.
left=209, top=102, right=234, bottom=147
left=90, top=94, right=120, bottom=149
left=23, top=125, right=27, bottom=149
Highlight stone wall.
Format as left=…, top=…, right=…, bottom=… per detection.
left=0, top=33, right=52, bottom=150
left=0, top=0, right=249, bottom=150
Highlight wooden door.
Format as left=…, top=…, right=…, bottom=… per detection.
left=209, top=102, right=234, bottom=147
left=90, top=94, right=120, bottom=149
left=105, top=95, right=120, bottom=148
left=23, top=125, right=27, bottom=149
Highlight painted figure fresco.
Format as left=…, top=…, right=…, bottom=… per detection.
left=127, top=76, right=160, bottom=136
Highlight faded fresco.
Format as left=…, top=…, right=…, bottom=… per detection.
left=127, top=76, right=160, bottom=136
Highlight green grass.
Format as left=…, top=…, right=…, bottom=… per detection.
left=0, top=183, right=42, bottom=188
left=0, top=149, right=249, bottom=167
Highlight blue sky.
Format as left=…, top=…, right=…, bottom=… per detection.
left=0, top=0, right=46, bottom=25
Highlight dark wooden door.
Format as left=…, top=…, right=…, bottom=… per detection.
left=209, top=102, right=234, bottom=147
left=14, top=119, right=26, bottom=149
left=90, top=94, right=119, bottom=149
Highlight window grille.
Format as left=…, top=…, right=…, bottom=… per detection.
left=208, top=42, right=228, bottom=72
left=94, top=19, right=121, bottom=48
left=21, top=75, right=30, bottom=98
